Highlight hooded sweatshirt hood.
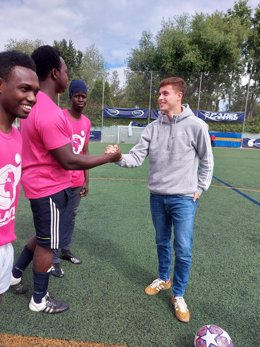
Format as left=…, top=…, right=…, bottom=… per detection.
left=156, top=105, right=194, bottom=148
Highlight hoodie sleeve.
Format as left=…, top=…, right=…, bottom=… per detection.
left=116, top=126, right=151, bottom=168
left=195, top=123, right=214, bottom=195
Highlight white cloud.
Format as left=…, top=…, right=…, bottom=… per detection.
left=0, top=0, right=259, bottom=69
left=107, top=66, right=128, bottom=87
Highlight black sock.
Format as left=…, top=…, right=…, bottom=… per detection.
left=33, top=269, right=50, bottom=304
left=12, top=246, right=34, bottom=279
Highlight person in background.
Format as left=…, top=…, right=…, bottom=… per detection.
left=10, top=45, right=121, bottom=314
left=210, top=133, right=216, bottom=147
left=0, top=51, right=39, bottom=303
left=51, top=79, right=91, bottom=277
left=105, top=77, right=214, bottom=323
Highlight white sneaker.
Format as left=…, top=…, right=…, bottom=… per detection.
left=10, top=275, right=27, bottom=294
left=29, top=293, right=69, bottom=314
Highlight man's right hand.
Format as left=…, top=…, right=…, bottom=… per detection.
left=105, top=145, right=122, bottom=162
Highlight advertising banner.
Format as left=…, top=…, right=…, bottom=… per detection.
left=104, top=107, right=149, bottom=119
left=196, top=110, right=245, bottom=123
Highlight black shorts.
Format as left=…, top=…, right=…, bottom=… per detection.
left=30, top=188, right=73, bottom=249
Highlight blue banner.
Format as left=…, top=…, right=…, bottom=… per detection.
left=196, top=110, right=245, bottom=123
left=90, top=130, right=101, bottom=141
left=151, top=109, right=160, bottom=120
left=104, top=107, right=149, bottom=119
left=130, top=121, right=146, bottom=127
left=104, top=107, right=245, bottom=123
left=242, top=137, right=260, bottom=149
left=210, top=132, right=242, bottom=147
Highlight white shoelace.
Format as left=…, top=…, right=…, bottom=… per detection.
left=174, top=296, right=188, bottom=311
left=150, top=278, right=166, bottom=288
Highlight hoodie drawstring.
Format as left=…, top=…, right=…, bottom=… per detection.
left=157, top=117, right=163, bottom=140
left=167, top=116, right=177, bottom=150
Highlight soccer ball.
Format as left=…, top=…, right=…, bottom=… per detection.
left=194, top=324, right=234, bottom=347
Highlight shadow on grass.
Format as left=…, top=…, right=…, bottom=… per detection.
left=80, top=227, right=156, bottom=288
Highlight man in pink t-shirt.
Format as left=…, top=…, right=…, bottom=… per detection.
left=0, top=51, right=39, bottom=303
left=52, top=80, right=91, bottom=277
left=10, top=46, right=121, bottom=314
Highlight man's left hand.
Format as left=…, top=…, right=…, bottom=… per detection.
left=193, top=192, right=200, bottom=201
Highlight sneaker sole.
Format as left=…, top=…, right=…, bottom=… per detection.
left=175, top=312, right=190, bottom=323
left=10, top=285, right=28, bottom=295
left=51, top=272, right=64, bottom=278
left=42, top=304, right=69, bottom=314
left=29, top=298, right=70, bottom=314
left=29, top=303, right=69, bottom=314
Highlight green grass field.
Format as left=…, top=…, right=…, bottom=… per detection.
left=0, top=144, right=259, bottom=347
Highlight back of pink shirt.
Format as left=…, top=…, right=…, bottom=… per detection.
left=63, top=109, right=91, bottom=188
left=21, top=91, right=72, bottom=199
left=0, top=127, right=22, bottom=246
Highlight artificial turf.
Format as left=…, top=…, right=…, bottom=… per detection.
left=0, top=145, right=259, bottom=347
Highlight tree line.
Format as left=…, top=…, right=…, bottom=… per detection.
left=5, top=0, right=260, bottom=132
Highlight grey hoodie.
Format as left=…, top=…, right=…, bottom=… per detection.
left=117, top=105, right=214, bottom=196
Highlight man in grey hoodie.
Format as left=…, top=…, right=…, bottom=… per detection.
left=106, top=76, right=214, bottom=323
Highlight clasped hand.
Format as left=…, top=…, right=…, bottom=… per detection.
left=104, top=144, right=122, bottom=162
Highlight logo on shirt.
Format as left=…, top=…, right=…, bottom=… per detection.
left=72, top=131, right=86, bottom=154
left=0, top=154, right=21, bottom=226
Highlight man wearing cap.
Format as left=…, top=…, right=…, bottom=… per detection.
left=51, top=80, right=91, bottom=277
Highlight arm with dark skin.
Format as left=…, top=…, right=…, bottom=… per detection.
left=51, top=142, right=121, bottom=170
left=81, top=143, right=89, bottom=197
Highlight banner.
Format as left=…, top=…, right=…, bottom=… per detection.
left=196, top=110, right=245, bottom=123
left=130, top=121, right=146, bottom=127
left=210, top=132, right=242, bottom=148
left=104, top=107, right=149, bottom=119
left=242, top=137, right=260, bottom=149
left=90, top=130, right=101, bottom=141
left=151, top=109, right=160, bottom=119
left=104, top=107, right=245, bottom=123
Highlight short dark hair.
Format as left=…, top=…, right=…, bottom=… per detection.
left=0, top=50, right=36, bottom=81
left=31, top=45, right=61, bottom=81
left=159, top=77, right=187, bottom=97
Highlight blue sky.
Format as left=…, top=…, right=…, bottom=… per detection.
left=0, top=0, right=259, bottom=69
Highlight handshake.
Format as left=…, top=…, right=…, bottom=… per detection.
left=104, top=144, right=122, bottom=162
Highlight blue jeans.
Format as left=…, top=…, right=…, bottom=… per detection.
left=150, top=193, right=198, bottom=297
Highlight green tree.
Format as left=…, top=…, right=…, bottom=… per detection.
left=126, top=4, right=260, bottom=119
left=128, top=31, right=157, bottom=71
left=87, top=79, right=112, bottom=126
left=78, top=44, right=106, bottom=90
left=53, top=39, right=83, bottom=78
left=109, top=70, right=122, bottom=107
left=225, top=0, right=259, bottom=120
left=4, top=38, right=44, bottom=55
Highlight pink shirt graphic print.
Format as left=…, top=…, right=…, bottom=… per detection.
left=63, top=109, right=91, bottom=188
left=0, top=127, right=22, bottom=245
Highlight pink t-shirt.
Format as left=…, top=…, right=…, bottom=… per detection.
left=0, top=127, right=22, bottom=246
left=21, top=91, right=72, bottom=199
left=63, top=109, right=91, bottom=188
